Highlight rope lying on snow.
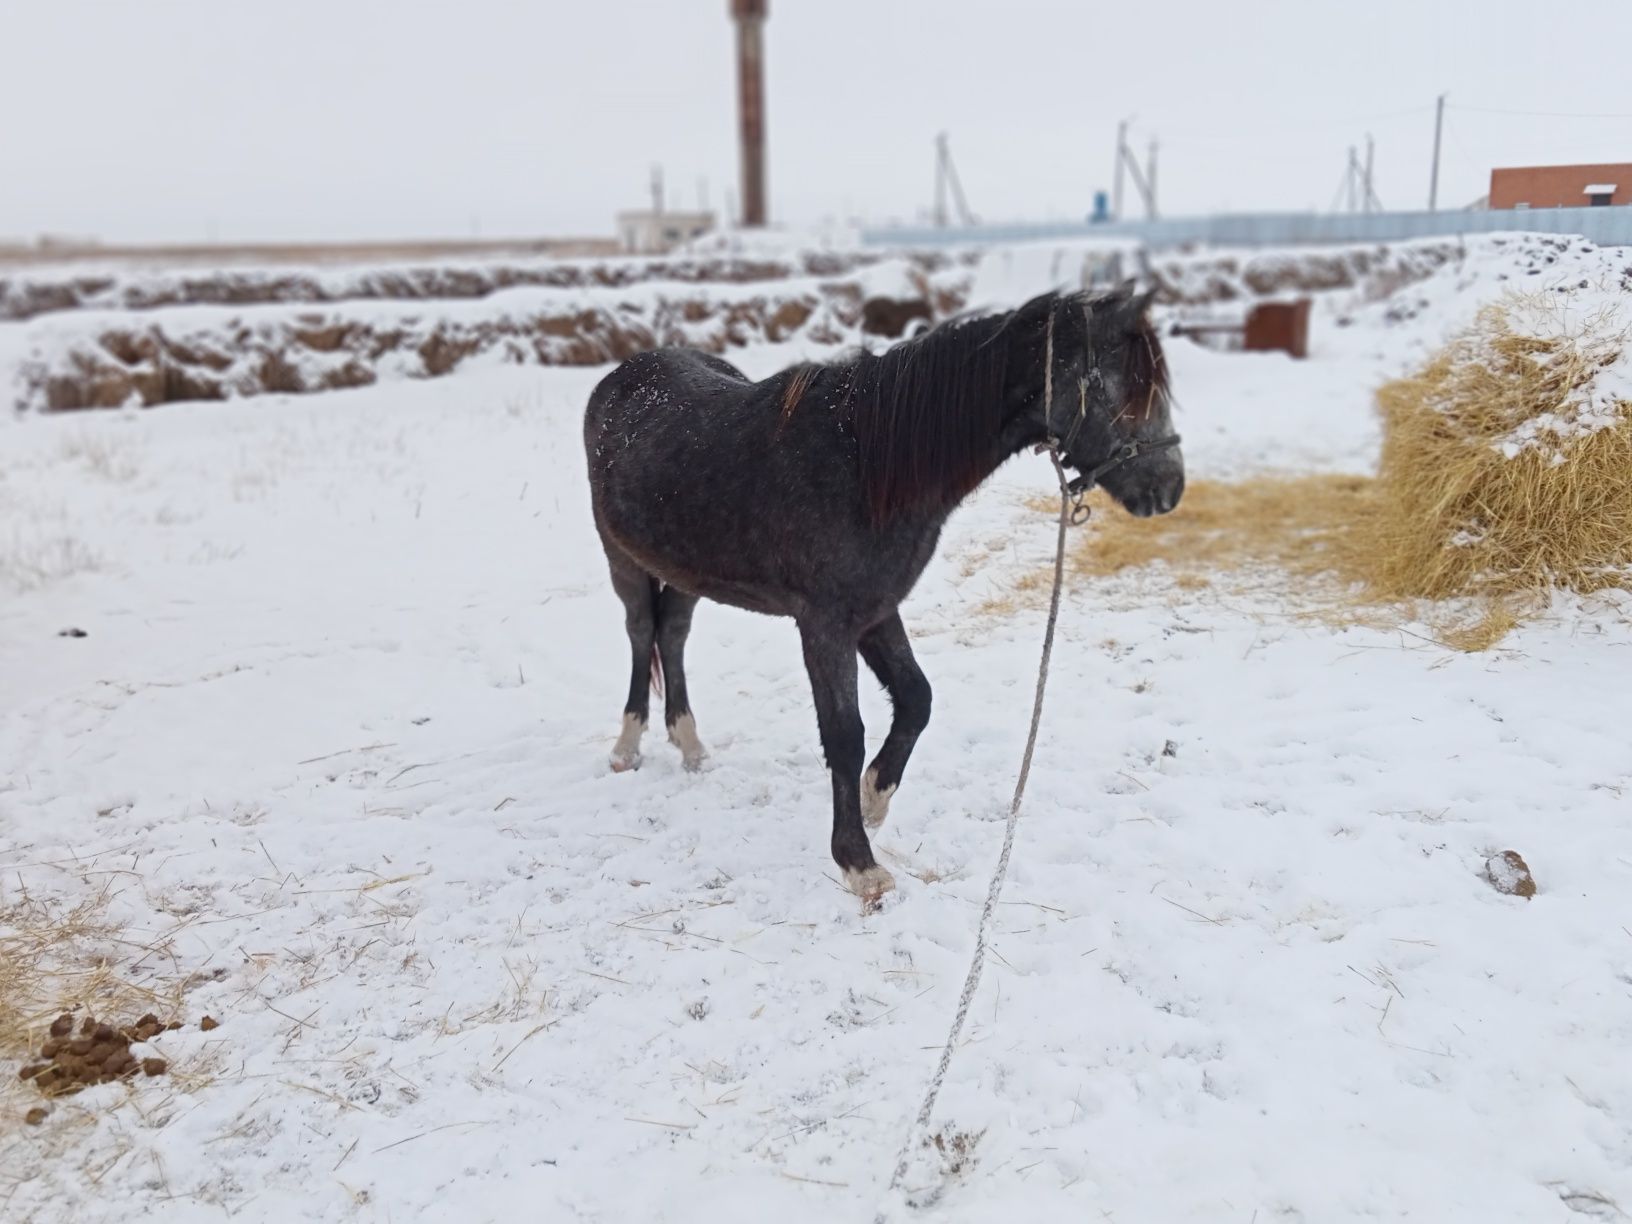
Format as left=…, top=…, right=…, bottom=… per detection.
left=875, top=316, right=1076, bottom=1218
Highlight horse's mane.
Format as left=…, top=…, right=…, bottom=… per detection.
left=843, top=308, right=1018, bottom=526
left=783, top=290, right=1168, bottom=526
left=1119, top=308, right=1171, bottom=428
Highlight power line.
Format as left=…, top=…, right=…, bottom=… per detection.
left=1451, top=103, right=1632, bottom=120
left=1154, top=105, right=1432, bottom=151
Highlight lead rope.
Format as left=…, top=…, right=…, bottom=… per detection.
left=875, top=314, right=1075, bottom=1220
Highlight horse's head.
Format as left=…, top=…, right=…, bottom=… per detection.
left=1023, top=285, right=1185, bottom=519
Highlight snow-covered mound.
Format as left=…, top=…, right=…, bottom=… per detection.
left=6, top=232, right=1628, bottom=418
left=7, top=258, right=972, bottom=412
left=0, top=249, right=919, bottom=323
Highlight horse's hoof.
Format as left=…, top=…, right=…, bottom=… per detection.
left=844, top=865, right=897, bottom=910
left=861, top=768, right=896, bottom=830
left=667, top=714, right=707, bottom=772
left=610, top=714, right=645, bottom=773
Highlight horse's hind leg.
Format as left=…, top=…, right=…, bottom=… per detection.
left=798, top=618, right=895, bottom=906
left=656, top=585, right=706, bottom=770
left=858, top=612, right=932, bottom=830
left=603, top=543, right=659, bottom=772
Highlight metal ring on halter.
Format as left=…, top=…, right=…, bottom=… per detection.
left=1063, top=432, right=1183, bottom=498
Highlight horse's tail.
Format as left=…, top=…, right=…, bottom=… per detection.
left=649, top=642, right=665, bottom=699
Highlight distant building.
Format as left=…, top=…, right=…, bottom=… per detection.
left=1489, top=164, right=1632, bottom=210
left=616, top=210, right=716, bottom=255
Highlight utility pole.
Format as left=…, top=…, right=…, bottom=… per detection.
left=1346, top=146, right=1359, bottom=212
left=940, top=133, right=953, bottom=228
left=730, top=1, right=768, bottom=227
left=1116, top=128, right=1157, bottom=220
left=1113, top=117, right=1130, bottom=220
left=932, top=133, right=975, bottom=226
left=1364, top=135, right=1376, bottom=214
left=1145, top=138, right=1159, bottom=219
left=650, top=164, right=664, bottom=215
left=1428, top=93, right=1446, bottom=212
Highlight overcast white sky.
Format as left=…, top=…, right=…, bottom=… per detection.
left=3, top=0, right=1629, bottom=243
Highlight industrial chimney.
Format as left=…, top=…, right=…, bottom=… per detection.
left=730, top=0, right=768, bottom=227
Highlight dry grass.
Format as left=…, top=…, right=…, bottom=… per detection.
left=0, top=886, right=192, bottom=1135
left=58, top=431, right=141, bottom=483
left=1049, top=474, right=1374, bottom=588
left=1359, top=297, right=1632, bottom=601
left=0, top=534, right=103, bottom=593
left=1434, top=603, right=1522, bottom=653
left=983, top=293, right=1631, bottom=652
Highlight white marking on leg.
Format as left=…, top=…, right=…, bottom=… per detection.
left=843, top=864, right=897, bottom=908
left=860, top=766, right=897, bottom=830
left=667, top=712, right=707, bottom=772
left=609, top=713, right=645, bottom=772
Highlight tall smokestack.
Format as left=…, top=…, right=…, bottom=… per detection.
left=730, top=0, right=768, bottom=227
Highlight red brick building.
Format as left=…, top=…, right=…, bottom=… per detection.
left=1489, top=164, right=1632, bottom=210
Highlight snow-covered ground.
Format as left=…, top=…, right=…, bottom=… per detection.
left=3, top=249, right=1631, bottom=1223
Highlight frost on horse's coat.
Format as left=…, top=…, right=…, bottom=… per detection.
left=582, top=286, right=1185, bottom=904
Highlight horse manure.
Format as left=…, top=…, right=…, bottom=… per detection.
left=25, top=1107, right=49, bottom=1126
left=200, top=1016, right=219, bottom=1032
left=16, top=1011, right=186, bottom=1097
left=1484, top=850, right=1536, bottom=898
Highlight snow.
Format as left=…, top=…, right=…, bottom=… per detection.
left=1477, top=289, right=1632, bottom=460
left=3, top=242, right=1632, bottom=1223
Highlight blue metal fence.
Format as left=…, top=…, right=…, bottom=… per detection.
left=862, top=205, right=1632, bottom=250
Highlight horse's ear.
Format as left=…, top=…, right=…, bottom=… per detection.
left=1132, top=287, right=1159, bottom=315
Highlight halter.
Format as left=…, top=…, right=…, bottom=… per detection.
left=1042, top=303, right=1182, bottom=522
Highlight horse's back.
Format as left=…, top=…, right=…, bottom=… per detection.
left=583, top=348, right=833, bottom=613
left=585, top=348, right=752, bottom=435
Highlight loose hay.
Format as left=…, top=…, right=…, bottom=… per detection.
left=1042, top=475, right=1373, bottom=587
left=1361, top=294, right=1632, bottom=601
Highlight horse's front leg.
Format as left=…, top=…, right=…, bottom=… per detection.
left=798, top=619, right=895, bottom=906
left=858, top=611, right=932, bottom=830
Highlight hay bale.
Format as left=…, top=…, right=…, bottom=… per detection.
left=1363, top=293, right=1632, bottom=600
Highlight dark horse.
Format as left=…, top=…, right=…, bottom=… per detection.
left=583, top=285, right=1184, bottom=904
